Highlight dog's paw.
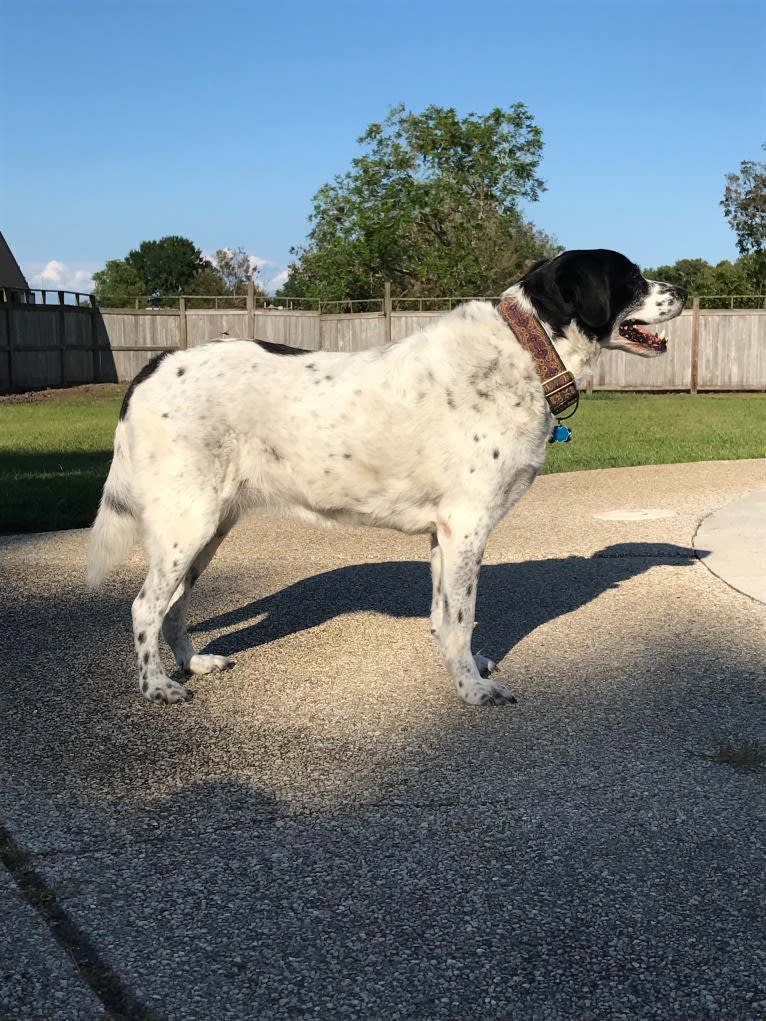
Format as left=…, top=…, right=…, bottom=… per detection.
left=473, top=653, right=497, bottom=678
left=460, top=678, right=517, bottom=707
left=185, top=654, right=234, bottom=676
left=143, top=678, right=193, bottom=705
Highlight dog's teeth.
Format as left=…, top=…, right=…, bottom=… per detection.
left=659, top=331, right=666, bottom=340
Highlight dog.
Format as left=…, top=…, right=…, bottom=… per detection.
left=87, top=249, right=687, bottom=706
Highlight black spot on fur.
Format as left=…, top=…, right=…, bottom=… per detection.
left=255, top=339, right=310, bottom=356
left=343, top=452, right=352, bottom=460
left=142, top=680, right=149, bottom=693
left=119, top=351, right=171, bottom=420
left=325, top=375, right=334, bottom=382
left=137, top=631, right=146, bottom=643
left=446, top=390, right=456, bottom=410
left=143, top=651, right=150, bottom=665
left=458, top=610, right=464, bottom=624
left=104, top=490, right=132, bottom=517
left=493, top=449, right=500, bottom=459
left=473, top=434, right=480, bottom=442
left=177, top=367, right=185, bottom=377
left=466, top=584, right=472, bottom=596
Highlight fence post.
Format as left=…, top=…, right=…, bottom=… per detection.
left=57, top=291, right=66, bottom=386
left=247, top=279, right=255, bottom=337
left=4, top=302, right=13, bottom=393
left=90, top=297, right=100, bottom=382
left=690, top=296, right=700, bottom=395
left=179, top=297, right=188, bottom=350
left=383, top=281, right=392, bottom=344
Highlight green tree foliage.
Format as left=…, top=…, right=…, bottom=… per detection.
left=721, top=145, right=766, bottom=256
left=93, top=241, right=265, bottom=307
left=213, top=247, right=261, bottom=295
left=721, top=145, right=766, bottom=291
left=185, top=248, right=265, bottom=306
left=280, top=104, right=559, bottom=301
left=92, top=259, right=146, bottom=306
left=644, top=254, right=763, bottom=307
left=124, top=235, right=206, bottom=299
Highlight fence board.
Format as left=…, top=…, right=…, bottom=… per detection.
left=698, top=311, right=766, bottom=390
left=2, top=298, right=766, bottom=393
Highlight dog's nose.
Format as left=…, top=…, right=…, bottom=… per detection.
left=673, top=286, right=688, bottom=304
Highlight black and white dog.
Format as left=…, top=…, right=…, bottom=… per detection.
left=88, top=250, right=686, bottom=706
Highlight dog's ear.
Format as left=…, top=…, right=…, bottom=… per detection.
left=556, top=262, right=611, bottom=329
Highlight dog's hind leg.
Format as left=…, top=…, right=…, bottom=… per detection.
left=132, top=504, right=225, bottom=704
left=162, top=525, right=234, bottom=677
left=429, top=531, right=444, bottom=636
left=431, top=514, right=515, bottom=707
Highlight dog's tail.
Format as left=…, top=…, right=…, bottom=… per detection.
left=86, top=425, right=139, bottom=587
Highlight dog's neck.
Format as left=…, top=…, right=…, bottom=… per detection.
left=501, top=284, right=600, bottom=388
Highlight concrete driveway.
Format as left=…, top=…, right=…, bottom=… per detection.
left=1, top=460, right=765, bottom=1021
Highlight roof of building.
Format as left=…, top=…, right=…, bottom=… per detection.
left=0, top=232, right=30, bottom=290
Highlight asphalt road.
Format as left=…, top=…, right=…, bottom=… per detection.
left=1, top=460, right=765, bottom=1021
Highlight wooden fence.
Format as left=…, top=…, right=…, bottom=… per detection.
left=2, top=293, right=766, bottom=394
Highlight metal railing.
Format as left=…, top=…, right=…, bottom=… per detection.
left=0, top=287, right=96, bottom=307
left=695, top=294, right=766, bottom=310
left=6, top=287, right=765, bottom=313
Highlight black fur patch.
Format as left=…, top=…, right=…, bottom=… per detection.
left=104, top=490, right=132, bottom=516
left=518, top=249, right=653, bottom=341
left=254, top=339, right=310, bottom=357
left=119, top=351, right=172, bottom=420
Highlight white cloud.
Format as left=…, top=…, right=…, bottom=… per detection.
left=263, top=267, right=289, bottom=293
left=26, top=260, right=96, bottom=294
left=24, top=254, right=287, bottom=297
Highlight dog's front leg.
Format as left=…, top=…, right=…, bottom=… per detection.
left=431, top=516, right=515, bottom=706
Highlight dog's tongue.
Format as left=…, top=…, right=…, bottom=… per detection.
left=633, top=324, right=658, bottom=342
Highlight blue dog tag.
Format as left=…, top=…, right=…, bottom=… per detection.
left=550, top=424, right=572, bottom=443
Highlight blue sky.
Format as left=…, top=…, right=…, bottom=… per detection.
left=2, top=0, right=764, bottom=294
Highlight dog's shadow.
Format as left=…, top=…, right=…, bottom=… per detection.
left=194, top=542, right=698, bottom=667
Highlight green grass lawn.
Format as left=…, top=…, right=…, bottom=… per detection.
left=544, top=392, right=766, bottom=473
left=1, top=389, right=764, bottom=533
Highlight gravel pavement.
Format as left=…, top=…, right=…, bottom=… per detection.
left=1, top=460, right=765, bottom=1021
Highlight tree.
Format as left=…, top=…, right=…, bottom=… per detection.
left=125, top=236, right=205, bottom=300
left=721, top=145, right=766, bottom=290
left=280, top=104, right=558, bottom=301
left=643, top=255, right=762, bottom=307
left=92, top=259, right=146, bottom=306
left=184, top=249, right=265, bottom=306
left=213, top=247, right=261, bottom=295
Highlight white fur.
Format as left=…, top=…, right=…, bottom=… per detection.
left=87, top=256, right=684, bottom=706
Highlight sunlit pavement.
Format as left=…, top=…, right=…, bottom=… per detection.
left=1, top=460, right=765, bottom=1021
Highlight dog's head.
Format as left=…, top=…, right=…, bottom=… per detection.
left=517, top=249, right=687, bottom=357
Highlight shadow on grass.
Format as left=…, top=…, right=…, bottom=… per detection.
left=0, top=451, right=110, bottom=531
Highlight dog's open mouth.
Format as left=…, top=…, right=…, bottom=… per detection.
left=618, top=321, right=668, bottom=352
